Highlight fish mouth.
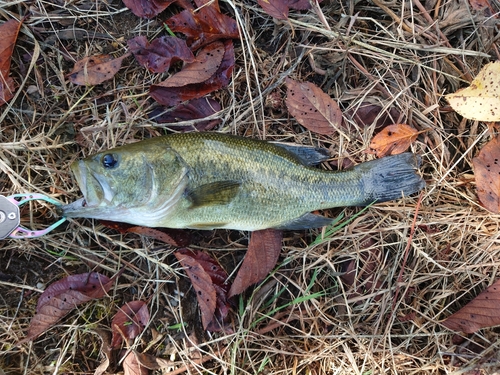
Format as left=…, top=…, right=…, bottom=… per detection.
left=60, top=160, right=115, bottom=217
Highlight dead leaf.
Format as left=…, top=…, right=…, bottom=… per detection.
left=165, top=5, right=239, bottom=50
left=0, top=19, right=22, bottom=105
left=130, top=351, right=175, bottom=370
left=149, top=97, right=221, bottom=131
left=99, top=220, right=191, bottom=247
left=340, top=244, right=385, bottom=303
left=367, top=124, right=420, bottom=158
left=125, top=226, right=191, bottom=247
left=111, top=301, right=150, bottom=349
left=257, top=0, right=314, bottom=19
left=285, top=77, right=343, bottom=135
left=68, top=53, right=130, bottom=86
left=177, top=249, right=231, bottom=331
left=258, top=0, right=289, bottom=19
left=159, top=41, right=225, bottom=87
left=346, top=103, right=401, bottom=130
left=468, top=0, right=496, bottom=17
left=472, top=136, right=500, bottom=213
left=150, top=40, right=234, bottom=106
left=21, top=272, right=120, bottom=343
left=122, top=0, right=177, bottom=18
left=445, top=61, right=500, bottom=122
left=127, top=36, right=195, bottom=73
left=122, top=350, right=149, bottom=375
left=287, top=0, right=315, bottom=10
left=229, top=229, right=283, bottom=297
left=174, top=250, right=217, bottom=330
left=442, top=278, right=500, bottom=333
left=93, top=328, right=112, bottom=375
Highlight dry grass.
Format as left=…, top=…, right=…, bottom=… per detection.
left=1, top=0, right=500, bottom=374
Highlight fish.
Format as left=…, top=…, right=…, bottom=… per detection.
left=60, top=132, right=425, bottom=231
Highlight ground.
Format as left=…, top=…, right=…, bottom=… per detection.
left=1, top=0, right=500, bottom=374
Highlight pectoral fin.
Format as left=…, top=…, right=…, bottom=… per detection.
left=187, top=181, right=241, bottom=208
left=274, top=213, right=334, bottom=230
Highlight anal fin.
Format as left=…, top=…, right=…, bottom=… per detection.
left=273, top=213, right=334, bottom=230
left=271, top=142, right=330, bottom=165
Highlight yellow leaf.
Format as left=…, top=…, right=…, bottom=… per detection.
left=445, top=61, right=500, bottom=122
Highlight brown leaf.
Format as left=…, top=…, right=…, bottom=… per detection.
left=122, top=350, right=149, bottom=375
left=22, top=272, right=117, bottom=342
left=257, top=0, right=314, bottom=19
left=285, top=77, right=343, bottom=135
left=159, top=41, right=225, bottom=87
left=111, top=301, right=150, bottom=349
left=99, top=220, right=191, bottom=247
left=346, top=103, right=401, bottom=130
left=127, top=36, right=195, bottom=73
left=0, top=19, right=22, bottom=105
left=468, top=0, right=496, bottom=17
left=69, top=53, right=130, bottom=86
left=150, top=40, right=234, bottom=106
left=257, top=0, right=289, bottom=19
left=367, top=124, right=420, bottom=158
left=340, top=245, right=385, bottom=303
left=165, top=5, right=239, bottom=50
left=177, top=249, right=230, bottom=331
left=442, top=278, right=500, bottom=333
left=149, top=97, right=221, bottom=131
left=174, top=251, right=217, bottom=330
left=287, top=0, right=314, bottom=10
left=472, top=136, right=500, bottom=213
left=126, top=226, right=191, bottom=247
left=229, top=229, right=283, bottom=297
left=122, top=0, right=177, bottom=18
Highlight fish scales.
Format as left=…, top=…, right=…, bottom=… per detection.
left=61, top=132, right=425, bottom=231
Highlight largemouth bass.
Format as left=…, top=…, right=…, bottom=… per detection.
left=61, top=132, right=425, bottom=231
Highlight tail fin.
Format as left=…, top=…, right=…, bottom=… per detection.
left=355, top=153, right=425, bottom=204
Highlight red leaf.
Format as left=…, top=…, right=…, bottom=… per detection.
left=68, top=53, right=129, bottom=86
left=177, top=249, right=230, bottom=331
left=285, top=77, right=343, bottom=135
left=149, top=97, right=221, bottom=131
left=473, top=136, right=500, bottom=214
left=165, top=6, right=239, bottom=50
left=159, top=41, right=225, bottom=87
left=150, top=40, right=234, bottom=106
left=442, top=279, right=500, bottom=333
left=128, top=36, right=195, bottom=73
left=0, top=19, right=22, bottom=105
left=99, top=220, right=191, bottom=247
left=257, top=0, right=289, bottom=19
left=229, top=229, right=283, bottom=297
left=174, top=250, right=217, bottom=330
left=111, top=301, right=150, bottom=349
left=22, top=272, right=118, bottom=342
left=122, top=350, right=149, bottom=375
left=122, top=0, right=177, bottom=18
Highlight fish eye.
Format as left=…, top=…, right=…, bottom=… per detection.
left=102, top=154, right=119, bottom=169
